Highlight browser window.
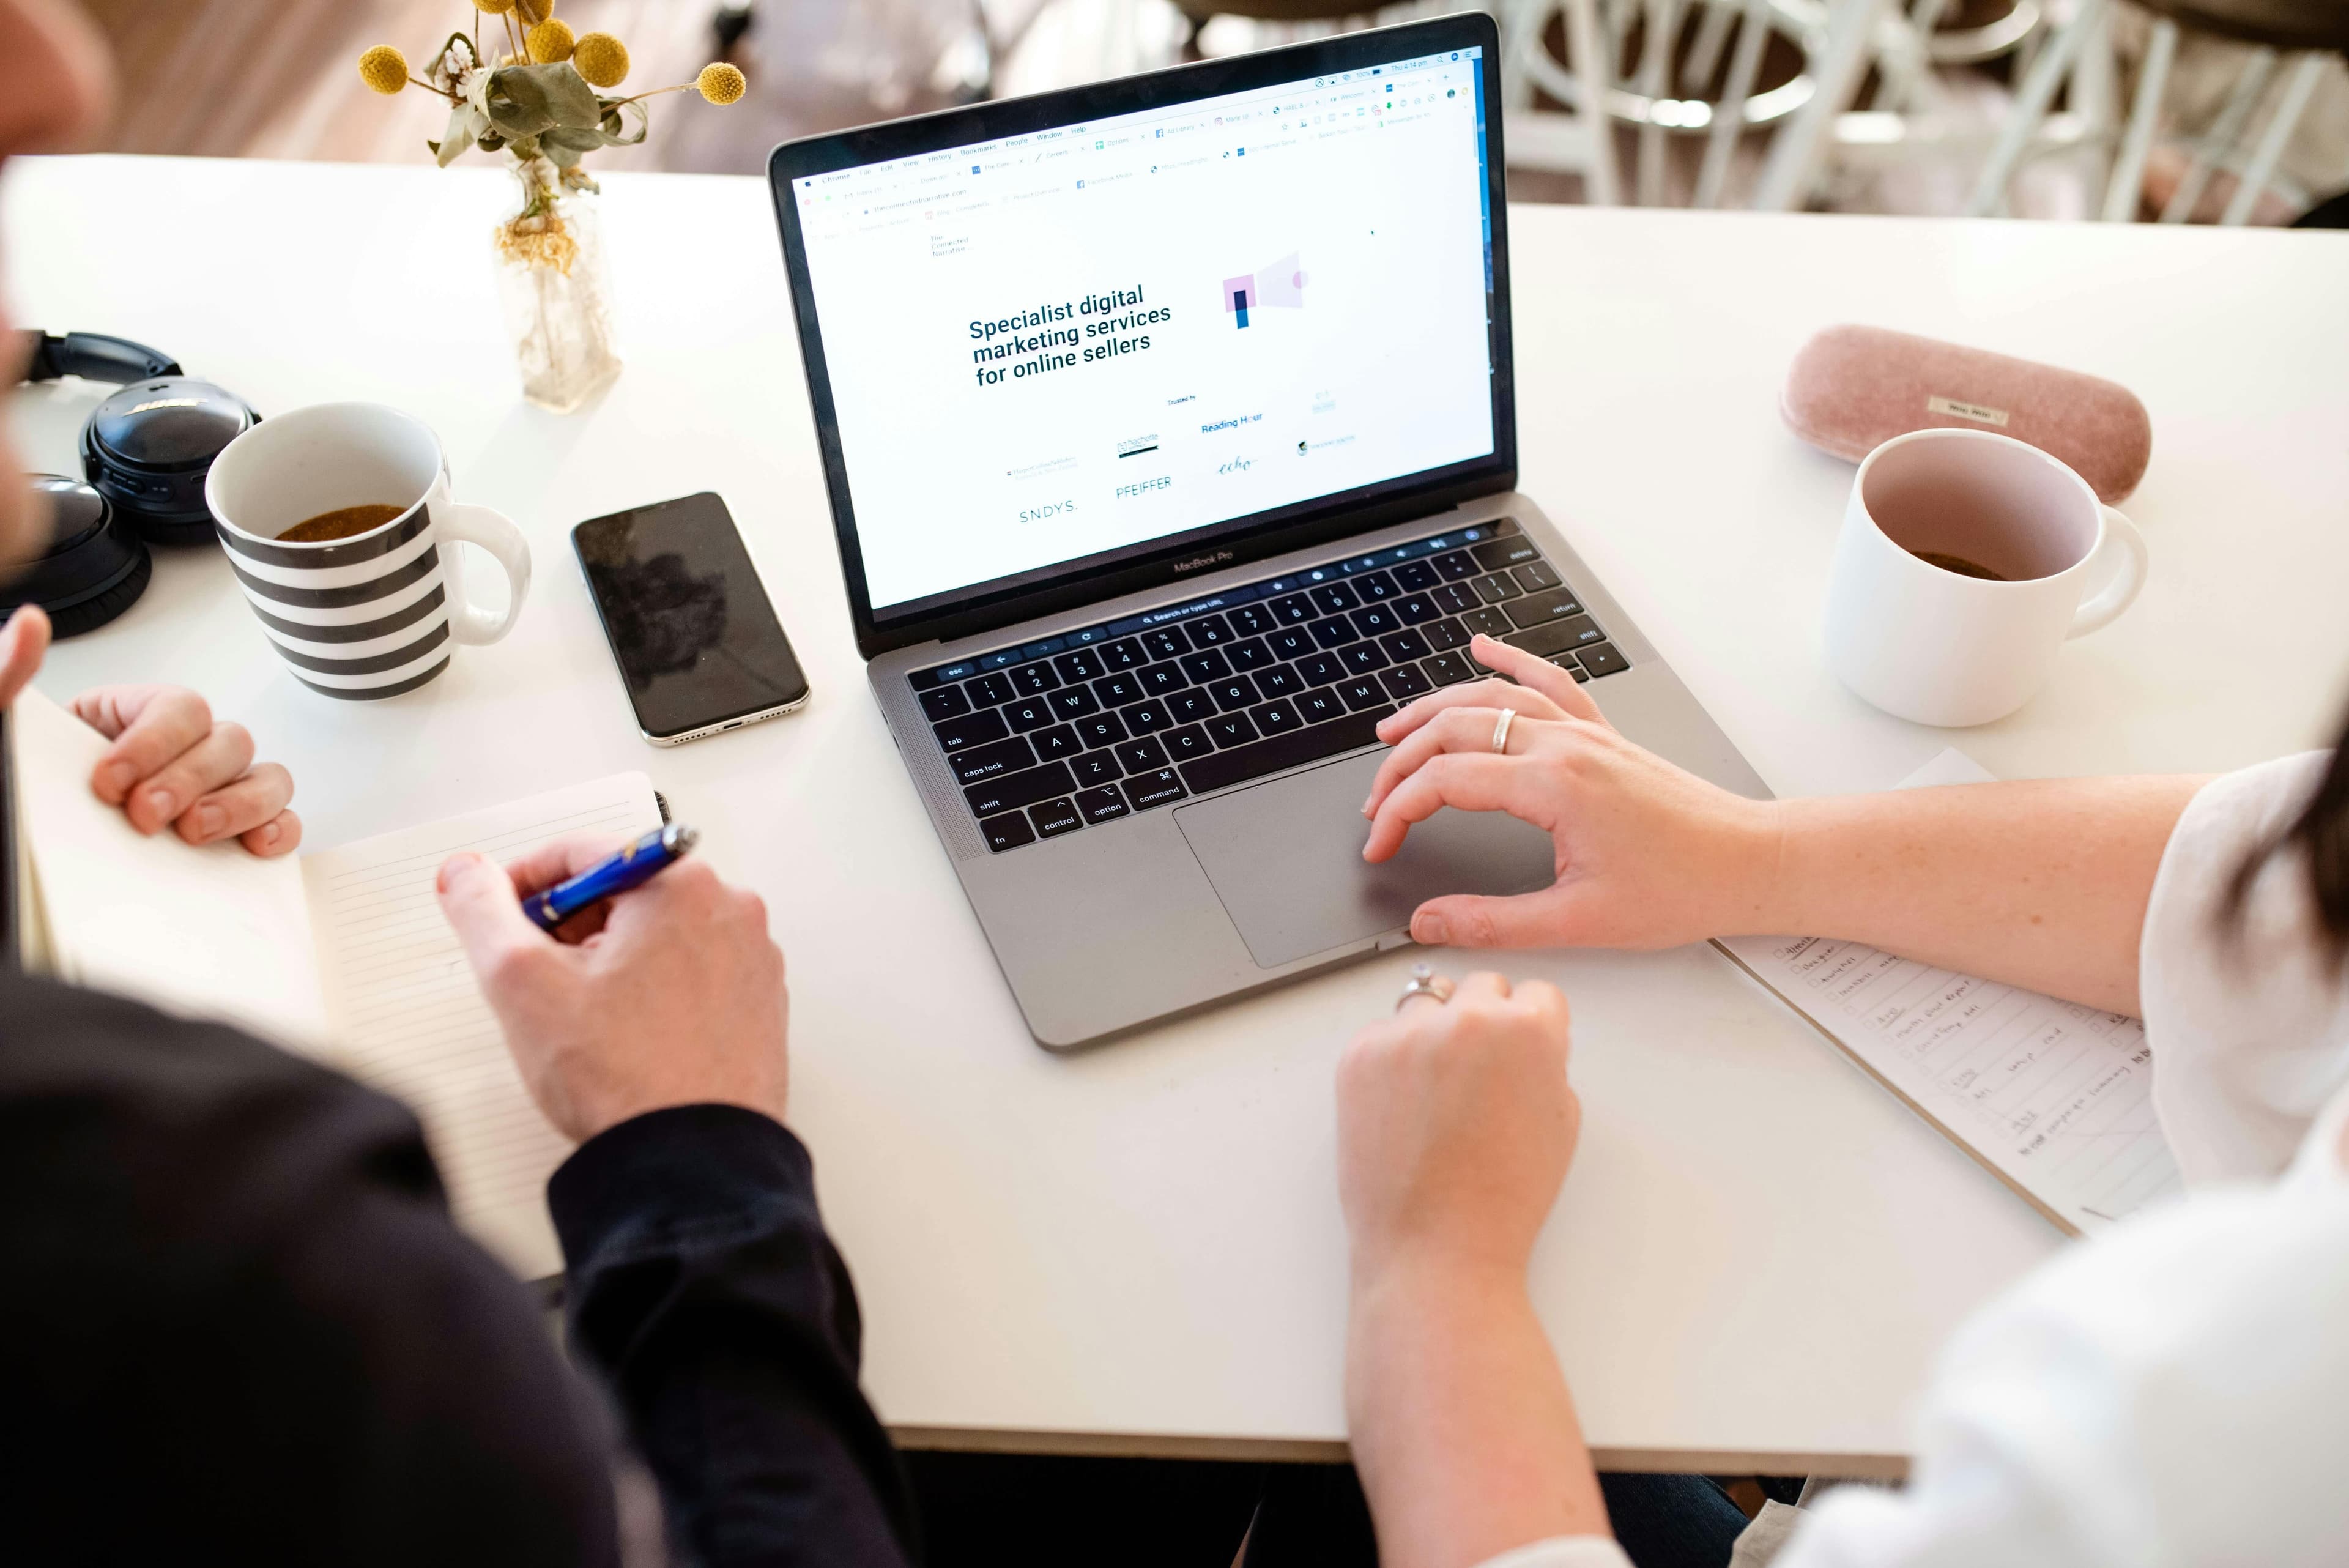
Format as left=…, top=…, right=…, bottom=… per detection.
left=793, top=46, right=1496, bottom=617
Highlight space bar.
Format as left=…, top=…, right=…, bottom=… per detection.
left=1177, top=707, right=1389, bottom=796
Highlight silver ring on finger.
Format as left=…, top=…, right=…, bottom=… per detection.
left=1395, top=961, right=1457, bottom=1011
left=1491, top=707, right=1516, bottom=755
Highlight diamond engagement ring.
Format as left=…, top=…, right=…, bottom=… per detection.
left=1491, top=707, right=1515, bottom=754
left=1396, top=961, right=1457, bottom=1011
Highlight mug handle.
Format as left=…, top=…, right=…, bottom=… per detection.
left=2067, top=507, right=2148, bottom=639
left=438, top=503, right=533, bottom=645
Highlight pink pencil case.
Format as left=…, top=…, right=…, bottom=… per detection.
left=1782, top=325, right=2152, bottom=502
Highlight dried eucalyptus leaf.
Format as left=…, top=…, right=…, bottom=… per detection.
left=599, top=99, right=648, bottom=147
left=496, top=63, right=604, bottom=134
left=484, top=69, right=556, bottom=138
left=540, top=126, right=604, bottom=168
left=435, top=102, right=477, bottom=166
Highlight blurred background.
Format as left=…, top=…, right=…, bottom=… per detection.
left=75, top=0, right=2349, bottom=221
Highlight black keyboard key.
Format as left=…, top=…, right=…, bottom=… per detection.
left=1100, top=638, right=1145, bottom=671
left=1140, top=661, right=1190, bottom=697
left=1507, top=615, right=1606, bottom=658
left=1228, top=604, right=1275, bottom=636
left=964, top=760, right=1077, bottom=819
left=1549, top=651, right=1584, bottom=674
left=1075, top=785, right=1130, bottom=824
left=1054, top=648, right=1105, bottom=683
left=1471, top=573, right=1522, bottom=605
left=1048, top=685, right=1101, bottom=720
left=1033, top=724, right=1081, bottom=761
left=1123, top=768, right=1189, bottom=811
left=968, top=672, right=1017, bottom=708
left=1336, top=676, right=1389, bottom=712
left=919, top=685, right=971, bottom=723
left=1268, top=627, right=1315, bottom=660
left=951, top=736, right=1037, bottom=786
left=1579, top=642, right=1631, bottom=677
left=1513, top=560, right=1563, bottom=593
left=1379, top=629, right=1431, bottom=662
left=1349, top=604, right=1400, bottom=640
left=1250, top=699, right=1305, bottom=735
left=1424, top=617, right=1470, bottom=651
left=1354, top=570, right=1399, bottom=601
left=1341, top=643, right=1390, bottom=675
left=1394, top=595, right=1440, bottom=626
left=1124, top=699, right=1173, bottom=735
left=1030, top=797, right=1083, bottom=838
left=1178, top=705, right=1387, bottom=796
left=1116, top=736, right=1170, bottom=772
left=1309, top=616, right=1356, bottom=650
left=1296, top=688, right=1346, bottom=725
left=1269, top=593, right=1316, bottom=625
left=1461, top=606, right=1514, bottom=639
left=1471, top=535, right=1542, bottom=571
left=1204, top=712, right=1260, bottom=748
left=1187, top=614, right=1231, bottom=645
left=1428, top=582, right=1478, bottom=615
left=1168, top=689, right=1215, bottom=725
left=1225, top=638, right=1275, bottom=672
left=1379, top=664, right=1433, bottom=700
left=1071, top=749, right=1124, bottom=787
left=1179, top=649, right=1231, bottom=683
left=1254, top=664, right=1304, bottom=698
left=1392, top=560, right=1438, bottom=591
left=981, top=812, right=1037, bottom=853
left=1093, top=671, right=1145, bottom=707
left=1505, top=587, right=1586, bottom=629
left=1296, top=652, right=1345, bottom=688
left=1073, top=712, right=1128, bottom=748
left=1140, top=626, right=1190, bottom=660
left=1010, top=661, right=1059, bottom=695
left=1433, top=550, right=1480, bottom=582
left=1162, top=724, right=1214, bottom=763
left=1309, top=582, right=1361, bottom=614
left=933, top=708, right=1011, bottom=752
left=1422, top=652, right=1477, bottom=686
left=1209, top=674, right=1261, bottom=711
left=1002, top=697, right=1055, bottom=733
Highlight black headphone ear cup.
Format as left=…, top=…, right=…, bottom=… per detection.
left=44, top=548, right=152, bottom=639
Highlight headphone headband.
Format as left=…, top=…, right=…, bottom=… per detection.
left=22, top=330, right=182, bottom=385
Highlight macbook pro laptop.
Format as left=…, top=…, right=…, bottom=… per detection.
left=767, top=13, right=1767, bottom=1048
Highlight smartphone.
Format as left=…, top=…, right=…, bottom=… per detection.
left=573, top=492, right=811, bottom=746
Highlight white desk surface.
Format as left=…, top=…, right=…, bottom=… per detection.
left=9, top=155, right=2347, bottom=1475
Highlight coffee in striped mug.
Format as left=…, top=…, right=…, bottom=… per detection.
left=204, top=403, right=531, bottom=699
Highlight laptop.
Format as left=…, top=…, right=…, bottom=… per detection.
left=767, top=13, right=1768, bottom=1048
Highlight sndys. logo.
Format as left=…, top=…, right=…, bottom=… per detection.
left=1017, top=500, right=1078, bottom=524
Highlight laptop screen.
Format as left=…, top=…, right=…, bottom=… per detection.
left=787, top=41, right=1497, bottom=620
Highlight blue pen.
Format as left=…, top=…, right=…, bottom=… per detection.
left=523, top=822, right=700, bottom=931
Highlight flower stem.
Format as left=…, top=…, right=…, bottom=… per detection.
left=608, top=83, right=696, bottom=106
left=409, top=75, right=458, bottom=100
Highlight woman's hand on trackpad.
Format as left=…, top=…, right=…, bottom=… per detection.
left=1360, top=634, right=1779, bottom=952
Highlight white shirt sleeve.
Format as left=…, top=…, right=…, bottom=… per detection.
left=1469, top=1537, right=1635, bottom=1568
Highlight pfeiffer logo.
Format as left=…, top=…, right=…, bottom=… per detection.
left=1171, top=549, right=1233, bottom=574
left=1018, top=500, right=1078, bottom=524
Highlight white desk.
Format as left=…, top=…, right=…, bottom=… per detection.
left=10, top=155, right=2348, bottom=1475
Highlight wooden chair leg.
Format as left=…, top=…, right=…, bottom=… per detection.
left=2220, top=50, right=2325, bottom=224
left=2160, top=44, right=2274, bottom=221
left=1750, top=0, right=1881, bottom=210
left=1965, top=0, right=2104, bottom=216
left=1694, top=0, right=1770, bottom=206
left=2101, top=15, right=2178, bottom=219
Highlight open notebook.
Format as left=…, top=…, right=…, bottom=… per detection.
left=1718, top=750, right=2183, bottom=1236
left=6, top=686, right=662, bottom=1280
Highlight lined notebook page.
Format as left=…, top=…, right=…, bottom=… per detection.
left=300, top=774, right=661, bottom=1279
left=1718, top=750, right=2181, bottom=1235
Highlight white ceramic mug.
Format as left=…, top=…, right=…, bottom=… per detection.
left=206, top=404, right=531, bottom=700
left=1824, top=428, right=2148, bottom=727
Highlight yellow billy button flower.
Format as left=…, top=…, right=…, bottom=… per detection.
left=515, top=0, right=555, bottom=22
left=528, top=18, right=576, bottom=62
left=475, top=0, right=516, bottom=13
left=697, top=62, right=746, bottom=105
left=571, top=32, right=629, bottom=87
left=358, top=45, right=409, bottom=95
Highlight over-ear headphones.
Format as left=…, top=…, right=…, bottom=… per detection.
left=20, top=330, right=260, bottom=545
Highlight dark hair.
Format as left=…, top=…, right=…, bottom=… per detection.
left=2224, top=702, right=2349, bottom=965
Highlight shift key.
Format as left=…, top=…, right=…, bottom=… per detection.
left=963, top=760, right=1075, bottom=818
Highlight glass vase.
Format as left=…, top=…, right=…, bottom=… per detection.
left=492, top=160, right=622, bottom=413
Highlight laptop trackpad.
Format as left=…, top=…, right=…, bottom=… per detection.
left=1173, top=751, right=1555, bottom=969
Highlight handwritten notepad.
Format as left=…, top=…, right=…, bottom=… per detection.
left=1718, top=751, right=2182, bottom=1235
left=9, top=687, right=661, bottom=1278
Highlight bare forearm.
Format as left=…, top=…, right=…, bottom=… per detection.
left=1345, top=1265, right=1608, bottom=1568
left=1732, top=776, right=2209, bottom=1016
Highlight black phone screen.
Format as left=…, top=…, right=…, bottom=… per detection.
left=573, top=493, right=810, bottom=740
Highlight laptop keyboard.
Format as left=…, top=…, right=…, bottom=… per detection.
left=905, top=519, right=1630, bottom=853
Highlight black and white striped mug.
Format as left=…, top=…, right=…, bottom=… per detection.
left=204, top=403, right=531, bottom=699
